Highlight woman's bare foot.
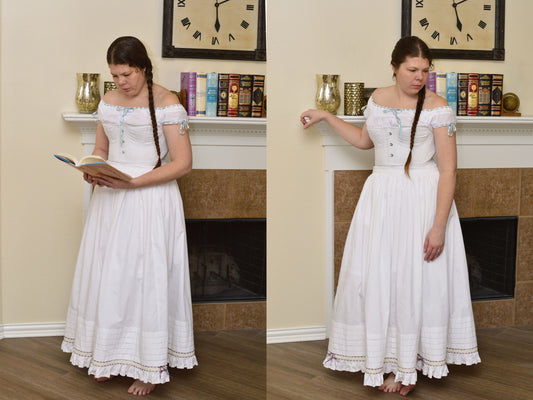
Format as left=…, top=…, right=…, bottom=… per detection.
left=378, top=374, right=416, bottom=396
left=400, top=384, right=416, bottom=396
left=128, top=380, right=156, bottom=396
left=379, top=374, right=402, bottom=392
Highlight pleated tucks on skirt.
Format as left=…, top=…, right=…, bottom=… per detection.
left=323, top=162, right=480, bottom=387
left=62, top=180, right=197, bottom=384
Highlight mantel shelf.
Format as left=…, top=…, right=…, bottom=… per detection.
left=62, top=113, right=266, bottom=133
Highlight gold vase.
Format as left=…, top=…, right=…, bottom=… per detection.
left=344, top=82, right=365, bottom=116
left=75, top=73, right=101, bottom=113
left=315, top=74, right=341, bottom=114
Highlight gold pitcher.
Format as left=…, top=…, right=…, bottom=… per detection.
left=75, top=73, right=101, bottom=113
left=315, top=74, right=341, bottom=114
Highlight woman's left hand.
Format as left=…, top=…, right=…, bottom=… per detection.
left=424, top=225, right=446, bottom=262
left=92, top=174, right=138, bottom=190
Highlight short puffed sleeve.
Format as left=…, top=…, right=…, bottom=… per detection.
left=430, top=106, right=457, bottom=137
left=161, top=104, right=189, bottom=135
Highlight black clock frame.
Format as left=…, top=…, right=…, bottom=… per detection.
left=401, top=0, right=505, bottom=60
left=162, top=0, right=266, bottom=61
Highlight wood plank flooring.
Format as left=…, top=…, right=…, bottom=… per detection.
left=267, top=325, right=533, bottom=400
left=0, top=330, right=265, bottom=400
left=1, top=326, right=532, bottom=399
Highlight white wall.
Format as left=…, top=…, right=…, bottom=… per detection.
left=0, top=0, right=265, bottom=325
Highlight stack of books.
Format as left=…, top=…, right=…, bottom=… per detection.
left=427, top=72, right=504, bottom=116
left=180, top=72, right=266, bottom=118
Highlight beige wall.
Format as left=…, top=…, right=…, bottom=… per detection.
left=266, top=0, right=533, bottom=330
left=0, top=0, right=264, bottom=325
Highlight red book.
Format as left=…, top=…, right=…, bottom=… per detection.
left=467, top=73, right=479, bottom=117
left=227, top=74, right=240, bottom=117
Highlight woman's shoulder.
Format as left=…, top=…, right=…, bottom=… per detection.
left=424, top=89, right=449, bottom=109
left=152, top=84, right=180, bottom=108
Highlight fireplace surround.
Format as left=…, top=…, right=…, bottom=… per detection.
left=63, top=114, right=267, bottom=330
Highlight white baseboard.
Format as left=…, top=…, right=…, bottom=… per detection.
left=267, top=326, right=327, bottom=344
left=0, top=322, right=65, bottom=339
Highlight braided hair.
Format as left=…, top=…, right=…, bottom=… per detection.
left=107, top=36, right=161, bottom=168
left=390, top=36, right=433, bottom=176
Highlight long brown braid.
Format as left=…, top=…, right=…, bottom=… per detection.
left=390, top=36, right=433, bottom=176
left=107, top=36, right=161, bottom=169
left=404, top=86, right=426, bottom=175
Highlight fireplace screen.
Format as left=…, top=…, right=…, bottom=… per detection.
left=460, top=216, right=517, bottom=301
left=186, top=219, right=266, bottom=303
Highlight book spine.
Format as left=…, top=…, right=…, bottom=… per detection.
left=238, top=74, right=253, bottom=117
left=467, top=73, right=479, bottom=116
left=477, top=73, right=492, bottom=116
left=206, top=72, right=218, bottom=117
left=251, top=75, right=265, bottom=118
left=436, top=72, right=447, bottom=99
left=217, top=73, right=229, bottom=117
left=446, top=72, right=457, bottom=115
left=427, top=72, right=436, bottom=93
left=457, top=73, right=468, bottom=116
left=491, top=74, right=503, bottom=116
left=180, top=72, right=196, bottom=116
left=227, top=74, right=240, bottom=117
left=195, top=73, right=207, bottom=117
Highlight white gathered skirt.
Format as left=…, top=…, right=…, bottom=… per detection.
left=323, top=163, right=480, bottom=387
left=61, top=176, right=197, bottom=384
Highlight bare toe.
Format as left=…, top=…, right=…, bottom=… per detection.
left=128, top=380, right=156, bottom=396
left=400, top=384, right=416, bottom=396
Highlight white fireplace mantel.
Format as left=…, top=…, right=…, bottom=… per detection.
left=62, top=113, right=266, bottom=213
left=317, top=115, right=533, bottom=336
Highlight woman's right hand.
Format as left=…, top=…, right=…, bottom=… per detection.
left=300, top=109, right=329, bottom=129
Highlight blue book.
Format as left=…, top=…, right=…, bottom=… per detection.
left=206, top=72, right=218, bottom=117
left=446, top=72, right=458, bottom=115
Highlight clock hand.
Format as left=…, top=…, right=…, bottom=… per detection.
left=452, top=0, right=463, bottom=32
left=214, top=0, right=231, bottom=32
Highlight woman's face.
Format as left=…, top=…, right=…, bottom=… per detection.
left=109, top=64, right=146, bottom=96
left=392, top=56, right=430, bottom=96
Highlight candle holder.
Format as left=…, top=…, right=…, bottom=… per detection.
left=344, top=82, right=364, bottom=116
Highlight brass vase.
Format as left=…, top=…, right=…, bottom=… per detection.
left=315, top=74, right=341, bottom=114
left=75, top=73, right=101, bottom=113
left=344, top=82, right=365, bottom=116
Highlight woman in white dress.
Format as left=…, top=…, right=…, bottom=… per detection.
left=300, top=36, right=480, bottom=396
left=62, top=36, right=197, bottom=396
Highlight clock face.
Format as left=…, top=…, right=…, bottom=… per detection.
left=410, top=0, right=496, bottom=51
left=401, top=0, right=505, bottom=60
left=172, top=0, right=259, bottom=51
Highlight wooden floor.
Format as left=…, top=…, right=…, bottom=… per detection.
left=1, top=326, right=532, bottom=399
left=267, top=325, right=533, bottom=400
left=0, top=330, right=265, bottom=400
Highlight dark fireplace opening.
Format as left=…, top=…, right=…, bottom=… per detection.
left=460, top=216, right=517, bottom=301
left=186, top=219, right=266, bottom=303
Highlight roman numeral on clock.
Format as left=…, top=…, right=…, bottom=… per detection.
left=467, top=33, right=473, bottom=41
left=246, top=4, right=254, bottom=10
left=177, top=0, right=186, bottom=7
left=450, top=36, right=458, bottom=45
left=415, top=0, right=424, bottom=7
left=241, top=20, right=249, bottom=29
left=193, top=30, right=201, bottom=40
left=212, top=37, right=219, bottom=45
left=419, top=18, right=429, bottom=30
left=229, top=33, right=236, bottom=41
left=181, top=17, right=191, bottom=29
left=478, top=20, right=487, bottom=29
left=431, top=30, right=440, bottom=40
left=484, top=4, right=491, bottom=10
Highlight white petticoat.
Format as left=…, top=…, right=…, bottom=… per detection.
left=323, top=163, right=480, bottom=386
left=62, top=176, right=197, bottom=384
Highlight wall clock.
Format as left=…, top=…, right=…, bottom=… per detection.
left=401, top=0, right=505, bottom=60
left=162, top=0, right=266, bottom=61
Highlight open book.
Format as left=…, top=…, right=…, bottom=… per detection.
left=54, top=153, right=132, bottom=181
